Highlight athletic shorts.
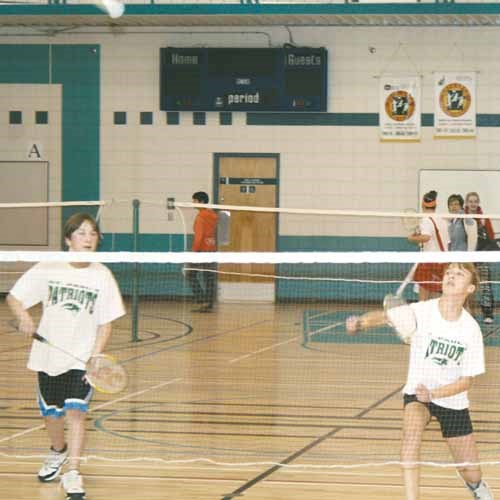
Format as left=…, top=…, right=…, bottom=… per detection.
left=404, top=394, right=473, bottom=438
left=37, top=370, right=93, bottom=418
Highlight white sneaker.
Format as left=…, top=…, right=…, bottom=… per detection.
left=37, top=446, right=68, bottom=482
left=61, top=470, right=86, bottom=499
left=484, top=317, right=494, bottom=324
left=467, top=480, right=494, bottom=500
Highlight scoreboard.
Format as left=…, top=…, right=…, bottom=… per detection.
left=160, top=47, right=327, bottom=112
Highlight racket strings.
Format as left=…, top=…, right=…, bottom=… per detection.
left=402, top=208, right=420, bottom=234
left=87, top=355, right=128, bottom=394
left=384, top=295, right=417, bottom=344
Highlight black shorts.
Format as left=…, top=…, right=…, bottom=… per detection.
left=404, top=394, right=473, bottom=438
left=37, top=370, right=93, bottom=418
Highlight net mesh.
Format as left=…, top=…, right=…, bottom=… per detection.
left=0, top=249, right=499, bottom=471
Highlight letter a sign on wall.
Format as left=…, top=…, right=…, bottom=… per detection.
left=27, top=142, right=43, bottom=160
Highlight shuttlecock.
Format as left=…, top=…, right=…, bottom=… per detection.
left=98, top=0, right=125, bottom=19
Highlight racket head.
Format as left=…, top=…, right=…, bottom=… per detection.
left=383, top=294, right=417, bottom=344
left=85, top=354, right=127, bottom=394
left=402, top=208, right=420, bottom=235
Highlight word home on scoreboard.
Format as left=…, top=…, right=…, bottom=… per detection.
left=160, top=47, right=327, bottom=112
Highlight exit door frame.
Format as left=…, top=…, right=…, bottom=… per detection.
left=213, top=152, right=280, bottom=253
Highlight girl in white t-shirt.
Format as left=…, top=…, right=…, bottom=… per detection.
left=7, top=213, right=125, bottom=500
left=408, top=190, right=450, bottom=302
left=345, top=263, right=492, bottom=500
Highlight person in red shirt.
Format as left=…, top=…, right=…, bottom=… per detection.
left=188, top=191, right=218, bottom=312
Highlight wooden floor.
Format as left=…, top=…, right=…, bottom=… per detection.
left=0, top=299, right=499, bottom=499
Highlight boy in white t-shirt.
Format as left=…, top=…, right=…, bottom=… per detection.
left=346, top=263, right=492, bottom=500
left=6, top=213, right=125, bottom=500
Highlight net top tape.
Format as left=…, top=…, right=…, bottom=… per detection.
left=1, top=250, right=499, bottom=264
left=174, top=202, right=500, bottom=220
left=0, top=201, right=107, bottom=209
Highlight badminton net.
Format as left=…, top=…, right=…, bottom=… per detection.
left=0, top=249, right=499, bottom=473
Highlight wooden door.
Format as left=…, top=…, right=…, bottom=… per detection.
left=216, top=156, right=278, bottom=283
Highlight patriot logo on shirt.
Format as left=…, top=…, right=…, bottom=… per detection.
left=48, top=282, right=98, bottom=315
left=425, top=337, right=465, bottom=367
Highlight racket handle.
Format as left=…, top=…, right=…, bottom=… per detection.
left=396, top=262, right=419, bottom=297
left=32, top=333, right=46, bottom=343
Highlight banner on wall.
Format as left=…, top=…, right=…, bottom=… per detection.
left=379, top=76, right=421, bottom=141
left=434, top=72, right=476, bottom=138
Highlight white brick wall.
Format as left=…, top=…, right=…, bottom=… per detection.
left=3, top=25, right=500, bottom=238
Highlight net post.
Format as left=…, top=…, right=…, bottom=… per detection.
left=131, top=199, right=140, bottom=342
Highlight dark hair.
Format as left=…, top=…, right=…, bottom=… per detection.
left=447, top=194, right=464, bottom=208
left=423, top=190, right=437, bottom=204
left=192, top=191, right=209, bottom=204
left=63, top=213, right=101, bottom=245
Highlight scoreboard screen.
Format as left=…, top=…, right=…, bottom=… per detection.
left=160, top=47, right=327, bottom=112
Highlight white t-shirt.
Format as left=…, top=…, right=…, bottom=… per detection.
left=10, top=261, right=126, bottom=376
left=403, top=298, right=485, bottom=410
left=419, top=216, right=450, bottom=252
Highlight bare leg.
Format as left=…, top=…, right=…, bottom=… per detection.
left=401, top=402, right=431, bottom=500
left=44, top=416, right=65, bottom=451
left=66, top=410, right=86, bottom=471
left=447, top=433, right=482, bottom=485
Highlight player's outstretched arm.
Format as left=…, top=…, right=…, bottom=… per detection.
left=345, top=310, right=387, bottom=336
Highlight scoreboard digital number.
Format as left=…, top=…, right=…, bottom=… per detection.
left=160, top=47, right=327, bottom=112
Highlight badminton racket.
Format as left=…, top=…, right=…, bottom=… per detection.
left=342, top=260, right=420, bottom=343
left=402, top=208, right=420, bottom=235
left=383, top=294, right=417, bottom=344
left=32, top=333, right=127, bottom=394
left=381, top=261, right=420, bottom=344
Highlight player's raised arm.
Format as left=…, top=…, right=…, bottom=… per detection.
left=345, top=310, right=386, bottom=335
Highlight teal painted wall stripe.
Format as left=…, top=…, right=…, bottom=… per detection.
left=0, top=44, right=100, bottom=222
left=3, top=3, right=500, bottom=17
left=278, top=235, right=414, bottom=252
left=0, top=44, right=49, bottom=83
left=51, top=45, right=100, bottom=212
left=101, top=233, right=186, bottom=252
left=477, top=114, right=500, bottom=127
left=247, top=113, right=379, bottom=126
left=101, top=233, right=412, bottom=253
left=248, top=113, right=500, bottom=127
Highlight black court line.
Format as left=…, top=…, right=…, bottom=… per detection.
left=118, top=318, right=270, bottom=366
left=220, top=384, right=404, bottom=500
left=109, top=315, right=194, bottom=352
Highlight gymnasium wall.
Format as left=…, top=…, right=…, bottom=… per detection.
left=1, top=26, right=500, bottom=252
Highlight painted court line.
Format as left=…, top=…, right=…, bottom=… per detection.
left=229, top=336, right=299, bottom=364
